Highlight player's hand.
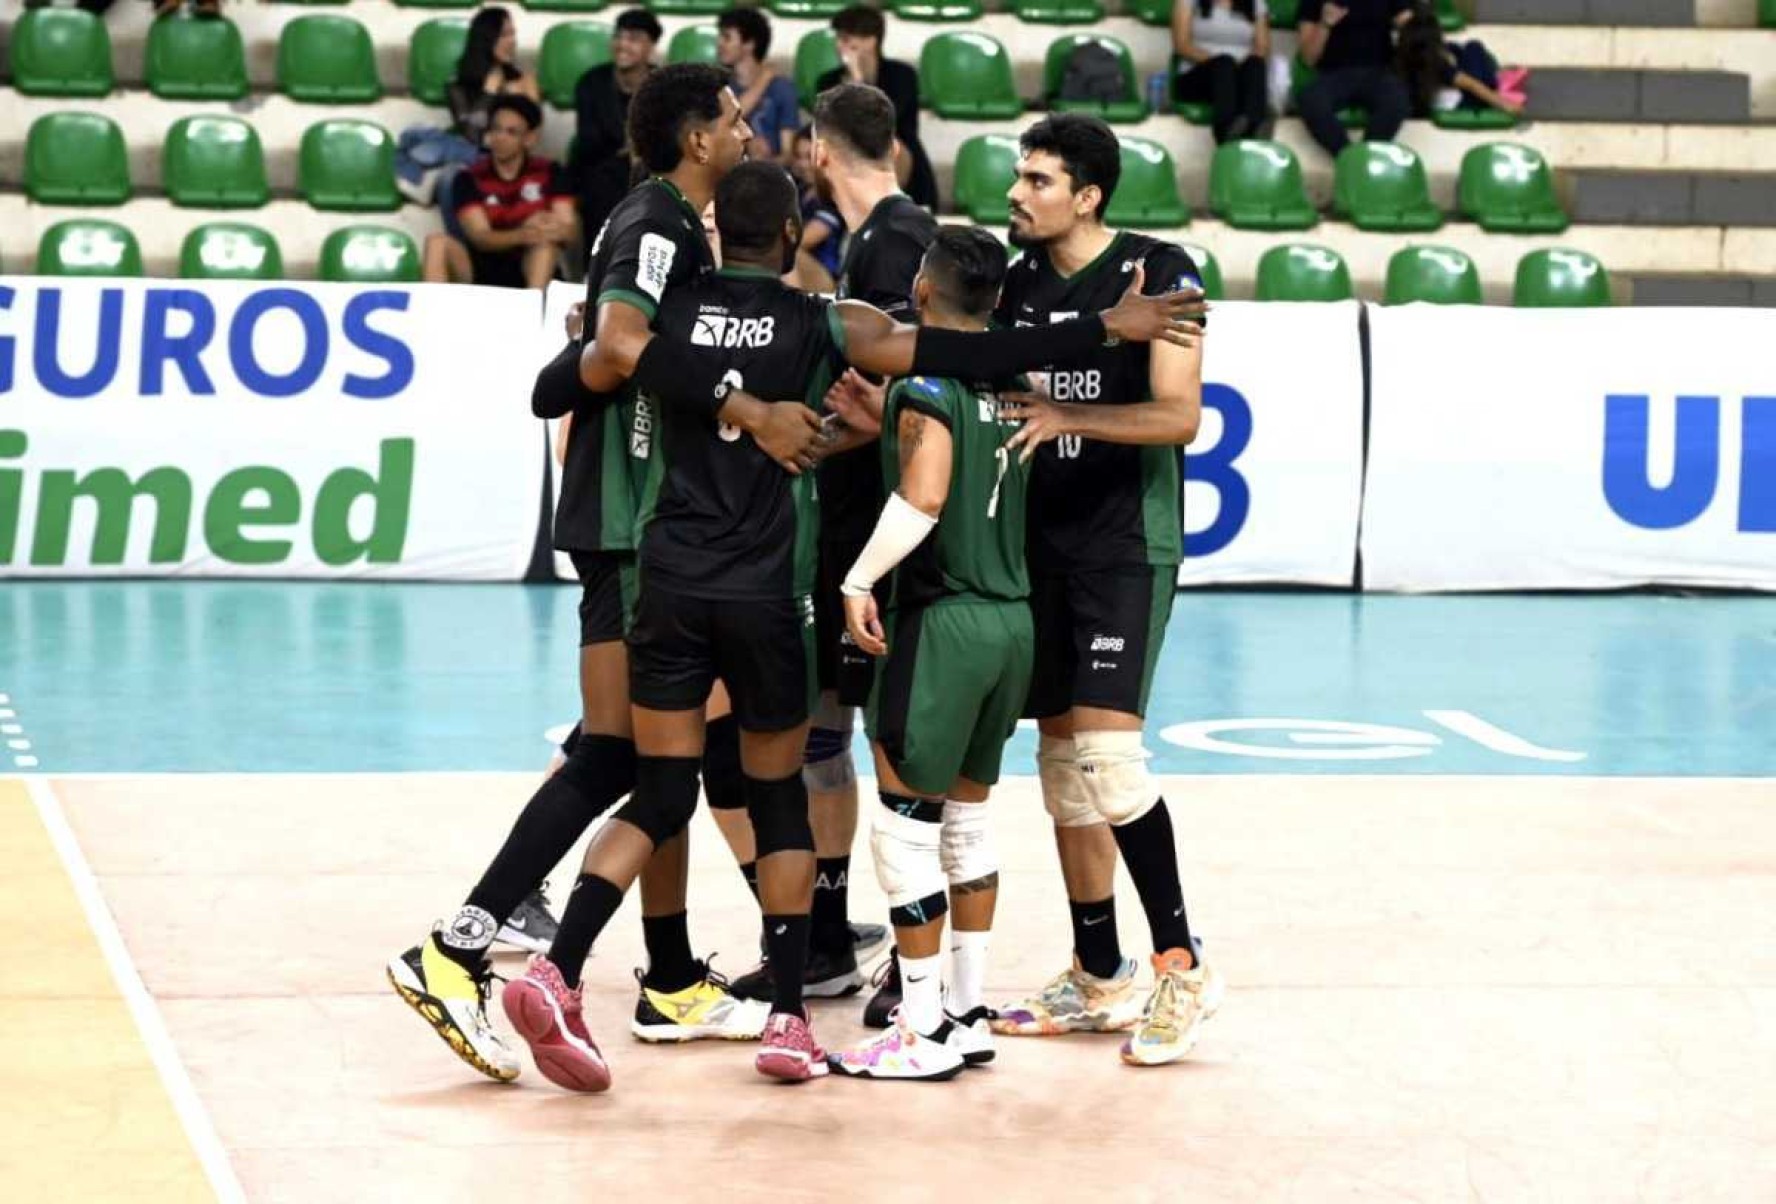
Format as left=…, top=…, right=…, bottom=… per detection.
left=1000, top=389, right=1071, bottom=464
left=843, top=591, right=887, bottom=657
left=1101, top=264, right=1209, bottom=348
left=741, top=395, right=825, bottom=474
left=823, top=369, right=886, bottom=439
left=565, top=302, right=586, bottom=342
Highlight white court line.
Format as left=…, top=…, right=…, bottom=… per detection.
left=25, top=778, right=248, bottom=1204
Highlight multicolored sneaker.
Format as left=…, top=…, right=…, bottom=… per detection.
left=755, top=1010, right=830, bottom=1083
left=630, top=960, right=770, bottom=1043
left=990, top=957, right=1142, bottom=1036
left=1120, top=950, right=1224, bottom=1067
left=829, top=1014, right=967, bottom=1082
left=500, top=954, right=611, bottom=1092
left=495, top=884, right=559, bottom=955
left=944, top=1006, right=995, bottom=1067
left=386, top=934, right=520, bottom=1082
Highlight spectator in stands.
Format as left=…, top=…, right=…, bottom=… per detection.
left=718, top=7, right=801, bottom=162
left=571, top=7, right=661, bottom=246
left=1394, top=2, right=1522, bottom=119
left=1172, top=0, right=1272, bottom=144
left=396, top=6, right=538, bottom=208
left=790, top=125, right=844, bottom=291
left=1295, top=0, right=1413, bottom=158
left=815, top=6, right=937, bottom=209
left=152, top=0, right=220, bottom=18
left=422, top=96, right=576, bottom=290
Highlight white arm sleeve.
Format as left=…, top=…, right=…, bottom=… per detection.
left=841, top=492, right=938, bottom=597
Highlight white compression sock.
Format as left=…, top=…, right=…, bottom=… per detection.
left=899, top=952, right=944, bottom=1033
left=948, top=930, right=991, bottom=1016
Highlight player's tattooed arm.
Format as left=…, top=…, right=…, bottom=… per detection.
left=840, top=405, right=952, bottom=657
left=896, top=405, right=954, bottom=519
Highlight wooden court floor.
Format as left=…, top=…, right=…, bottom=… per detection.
left=6, top=771, right=1774, bottom=1203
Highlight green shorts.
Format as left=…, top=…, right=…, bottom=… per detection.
left=867, top=598, right=1034, bottom=797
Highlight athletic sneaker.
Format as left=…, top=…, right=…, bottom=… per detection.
left=829, top=1013, right=966, bottom=1082
left=728, top=941, right=862, bottom=1002
left=1120, top=950, right=1225, bottom=1067
left=990, top=956, right=1143, bottom=1036
left=630, top=961, right=770, bottom=1043
left=944, top=1006, right=995, bottom=1067
left=500, top=954, right=611, bottom=1093
left=386, top=934, right=520, bottom=1082
left=495, top=885, right=559, bottom=955
left=850, top=921, right=890, bottom=963
left=756, top=1010, right=830, bottom=1082
left=861, top=950, right=901, bottom=1029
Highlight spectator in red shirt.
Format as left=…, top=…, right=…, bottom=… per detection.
left=423, top=96, right=576, bottom=290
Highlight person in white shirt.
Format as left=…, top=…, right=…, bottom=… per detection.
left=1171, top=0, right=1272, bottom=143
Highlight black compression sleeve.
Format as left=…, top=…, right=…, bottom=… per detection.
left=910, top=315, right=1109, bottom=380
left=631, top=337, right=730, bottom=420
left=532, top=339, right=590, bottom=419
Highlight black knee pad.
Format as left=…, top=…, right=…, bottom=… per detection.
left=802, top=725, right=848, bottom=765
left=555, top=732, right=636, bottom=803
left=702, top=715, right=745, bottom=810
left=613, top=756, right=701, bottom=845
left=745, top=772, right=812, bottom=858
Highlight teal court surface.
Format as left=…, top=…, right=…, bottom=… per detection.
left=1, top=584, right=1773, bottom=1202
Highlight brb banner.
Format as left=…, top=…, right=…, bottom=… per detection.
left=1363, top=307, right=1776, bottom=592
left=0, top=278, right=545, bottom=579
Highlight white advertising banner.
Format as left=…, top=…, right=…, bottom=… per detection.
left=0, top=278, right=545, bottom=580
left=1180, top=300, right=1365, bottom=586
left=1363, top=306, right=1776, bottom=592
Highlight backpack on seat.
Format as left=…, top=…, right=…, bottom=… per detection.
left=1059, top=41, right=1124, bottom=105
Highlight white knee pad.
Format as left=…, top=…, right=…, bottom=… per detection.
left=940, top=801, right=997, bottom=887
left=1038, top=734, right=1099, bottom=828
left=870, top=806, right=947, bottom=914
left=1075, top=730, right=1159, bottom=827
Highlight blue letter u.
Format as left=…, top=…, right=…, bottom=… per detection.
left=1602, top=394, right=1719, bottom=530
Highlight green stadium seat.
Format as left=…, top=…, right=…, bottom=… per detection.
left=1458, top=143, right=1569, bottom=234
left=319, top=226, right=422, bottom=283
left=768, top=0, right=849, bottom=15
left=1106, top=138, right=1189, bottom=228
left=1167, top=57, right=1213, bottom=123
left=1762, top=0, right=1776, bottom=27
left=651, top=0, right=731, bottom=15
left=1436, top=0, right=1465, bottom=32
left=1255, top=244, right=1352, bottom=302
left=795, top=29, right=841, bottom=110
left=920, top=33, right=1022, bottom=119
left=525, top=0, right=608, bottom=10
left=1209, top=140, right=1316, bottom=231
left=1270, top=0, right=1300, bottom=24
left=890, top=0, right=985, bottom=22
left=1012, top=0, right=1105, bottom=24
left=25, top=113, right=130, bottom=206
left=1384, top=245, right=1482, bottom=305
left=37, top=220, right=143, bottom=278
left=667, top=25, right=720, bottom=65
left=163, top=116, right=270, bottom=209
left=1176, top=241, right=1224, bottom=301
left=1333, top=142, right=1442, bottom=232
left=1123, top=0, right=1171, bottom=25
left=409, top=19, right=470, bottom=106
left=540, top=22, right=612, bottom=108
left=278, top=15, right=382, bottom=104
left=146, top=14, right=248, bottom=100
left=953, top=134, right=1019, bottom=224
left=1514, top=249, right=1611, bottom=308
left=393, top=0, right=478, bottom=8
left=1044, top=36, right=1146, bottom=124
left=300, top=120, right=402, bottom=211
left=10, top=8, right=113, bottom=97
left=1431, top=106, right=1519, bottom=131
left=180, top=223, right=284, bottom=280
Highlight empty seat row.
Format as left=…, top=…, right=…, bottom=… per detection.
left=23, top=112, right=404, bottom=213
left=1254, top=244, right=1611, bottom=307
left=954, top=136, right=1569, bottom=234
left=31, top=219, right=422, bottom=283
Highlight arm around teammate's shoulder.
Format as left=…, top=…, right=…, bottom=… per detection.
left=1001, top=332, right=1202, bottom=459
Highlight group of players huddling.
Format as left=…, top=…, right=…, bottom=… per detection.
left=388, top=64, right=1223, bottom=1087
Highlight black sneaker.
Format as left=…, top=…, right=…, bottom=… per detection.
left=494, top=884, right=558, bottom=954
left=862, top=949, right=901, bottom=1029
left=727, top=941, right=864, bottom=1002
left=849, top=921, right=889, bottom=963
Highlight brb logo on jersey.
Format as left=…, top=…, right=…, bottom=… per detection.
left=690, top=311, right=777, bottom=350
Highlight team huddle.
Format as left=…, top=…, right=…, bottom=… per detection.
left=387, top=64, right=1223, bottom=1087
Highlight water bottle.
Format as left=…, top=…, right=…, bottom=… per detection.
left=1147, top=71, right=1169, bottom=116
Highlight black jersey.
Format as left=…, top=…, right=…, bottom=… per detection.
left=554, top=176, right=713, bottom=553
left=634, top=268, right=848, bottom=601
left=993, top=231, right=1203, bottom=573
left=821, top=192, right=938, bottom=550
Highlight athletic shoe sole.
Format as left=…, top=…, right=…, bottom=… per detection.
left=630, top=1020, right=766, bottom=1044
left=385, top=957, right=518, bottom=1083
left=756, top=1048, right=830, bottom=1082
left=828, top=1059, right=966, bottom=1082
left=501, top=978, right=612, bottom=1093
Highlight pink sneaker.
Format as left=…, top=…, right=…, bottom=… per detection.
left=501, top=955, right=611, bottom=1093
left=755, top=1010, right=829, bottom=1082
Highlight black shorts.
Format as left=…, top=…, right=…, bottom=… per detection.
left=1025, top=564, right=1176, bottom=721
left=570, top=551, right=637, bottom=647
left=815, top=539, right=876, bottom=707
left=627, top=580, right=817, bottom=733
left=470, top=247, right=528, bottom=290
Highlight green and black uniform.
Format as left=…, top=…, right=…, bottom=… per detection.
left=992, top=231, right=1203, bottom=719
left=553, top=176, right=712, bottom=644
left=867, top=375, right=1035, bottom=795
left=627, top=267, right=849, bottom=732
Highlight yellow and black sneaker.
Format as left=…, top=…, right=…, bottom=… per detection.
left=630, top=960, right=771, bottom=1043
left=387, top=931, right=521, bottom=1082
